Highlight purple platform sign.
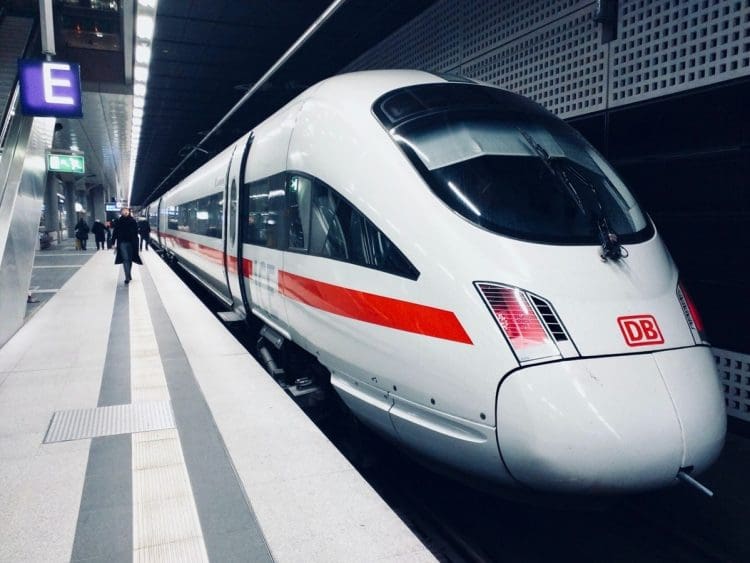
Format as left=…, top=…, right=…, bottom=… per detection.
left=18, top=59, right=83, bottom=118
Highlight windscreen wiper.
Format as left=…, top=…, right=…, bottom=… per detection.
left=516, top=128, right=586, bottom=216
left=558, top=162, right=627, bottom=262
left=517, top=128, right=625, bottom=261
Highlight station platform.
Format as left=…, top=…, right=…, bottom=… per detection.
left=0, top=248, right=434, bottom=562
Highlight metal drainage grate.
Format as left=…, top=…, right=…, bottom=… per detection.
left=44, top=401, right=175, bottom=443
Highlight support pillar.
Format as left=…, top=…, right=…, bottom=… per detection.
left=91, top=185, right=105, bottom=223
left=43, top=172, right=59, bottom=239
left=86, top=188, right=94, bottom=225
left=64, top=181, right=76, bottom=238
left=0, top=113, right=56, bottom=347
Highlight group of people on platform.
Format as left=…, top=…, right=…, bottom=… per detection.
left=73, top=214, right=151, bottom=253
left=72, top=210, right=150, bottom=286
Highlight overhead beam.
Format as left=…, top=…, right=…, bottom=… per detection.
left=139, top=0, right=348, bottom=205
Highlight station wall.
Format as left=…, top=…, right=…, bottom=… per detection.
left=344, top=0, right=750, bottom=355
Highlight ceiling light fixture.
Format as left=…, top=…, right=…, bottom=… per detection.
left=135, top=44, right=151, bottom=64
left=130, top=0, right=159, bottom=204
left=136, top=15, right=154, bottom=40
left=134, top=66, right=149, bottom=82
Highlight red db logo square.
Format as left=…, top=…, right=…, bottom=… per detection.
left=617, top=315, right=665, bottom=347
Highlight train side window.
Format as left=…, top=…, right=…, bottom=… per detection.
left=349, top=212, right=419, bottom=279
left=246, top=176, right=285, bottom=248
left=178, top=201, right=193, bottom=232
left=309, top=182, right=349, bottom=260
left=307, top=178, right=419, bottom=280
left=204, top=192, right=223, bottom=238
left=246, top=179, right=270, bottom=245
left=167, top=206, right=179, bottom=230
left=148, top=206, right=158, bottom=229
left=287, top=175, right=311, bottom=251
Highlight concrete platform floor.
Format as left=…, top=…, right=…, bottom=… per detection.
left=0, top=248, right=433, bottom=562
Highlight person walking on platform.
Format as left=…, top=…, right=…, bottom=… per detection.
left=74, top=217, right=90, bottom=251
left=111, top=207, right=142, bottom=284
left=105, top=221, right=113, bottom=249
left=137, top=218, right=151, bottom=252
left=91, top=219, right=106, bottom=250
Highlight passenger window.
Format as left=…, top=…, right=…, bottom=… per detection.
left=309, top=182, right=349, bottom=260
left=306, top=178, right=419, bottom=280
left=168, top=193, right=223, bottom=238
left=167, top=206, right=179, bottom=230
left=349, top=212, right=418, bottom=279
left=246, top=179, right=270, bottom=245
left=246, top=176, right=285, bottom=248
left=287, top=175, right=311, bottom=251
left=203, top=192, right=223, bottom=238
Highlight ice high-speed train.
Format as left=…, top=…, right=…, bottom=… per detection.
left=146, top=70, right=726, bottom=494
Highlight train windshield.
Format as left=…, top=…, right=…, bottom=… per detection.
left=374, top=84, right=652, bottom=245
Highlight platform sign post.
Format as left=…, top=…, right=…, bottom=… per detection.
left=47, top=153, right=85, bottom=174
left=18, top=59, right=83, bottom=118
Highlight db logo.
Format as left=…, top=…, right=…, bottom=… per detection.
left=617, top=315, right=664, bottom=347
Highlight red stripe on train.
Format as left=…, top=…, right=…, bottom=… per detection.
left=278, top=270, right=473, bottom=345
left=157, top=231, right=470, bottom=344
left=158, top=231, right=251, bottom=276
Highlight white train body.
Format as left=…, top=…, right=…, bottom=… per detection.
left=150, top=70, right=726, bottom=493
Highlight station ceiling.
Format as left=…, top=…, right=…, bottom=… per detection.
left=130, top=0, right=437, bottom=206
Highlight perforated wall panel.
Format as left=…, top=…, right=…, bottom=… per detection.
left=462, top=0, right=590, bottom=61
left=609, top=0, right=750, bottom=107
left=344, top=0, right=750, bottom=119
left=462, top=5, right=608, bottom=117
left=345, top=1, right=461, bottom=73
left=715, top=348, right=750, bottom=422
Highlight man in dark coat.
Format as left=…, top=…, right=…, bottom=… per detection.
left=137, top=218, right=151, bottom=251
left=91, top=220, right=106, bottom=250
left=111, top=207, right=142, bottom=284
left=74, top=218, right=89, bottom=250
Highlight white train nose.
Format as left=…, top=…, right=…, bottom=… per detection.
left=496, top=347, right=726, bottom=494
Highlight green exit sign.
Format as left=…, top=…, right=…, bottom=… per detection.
left=47, top=153, right=85, bottom=173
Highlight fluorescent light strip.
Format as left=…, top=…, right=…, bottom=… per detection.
left=129, top=0, right=159, bottom=203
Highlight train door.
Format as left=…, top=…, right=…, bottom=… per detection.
left=228, top=134, right=252, bottom=314
left=242, top=173, right=288, bottom=331
left=157, top=199, right=163, bottom=247
left=222, top=145, right=240, bottom=309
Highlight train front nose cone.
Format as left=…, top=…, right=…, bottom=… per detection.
left=496, top=354, right=686, bottom=494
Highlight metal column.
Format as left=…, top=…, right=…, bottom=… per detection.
left=0, top=113, right=56, bottom=347
left=64, top=181, right=76, bottom=238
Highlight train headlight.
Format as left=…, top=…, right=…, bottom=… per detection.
left=677, top=280, right=708, bottom=344
left=475, top=282, right=570, bottom=363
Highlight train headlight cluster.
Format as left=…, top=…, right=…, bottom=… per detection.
left=475, top=282, right=569, bottom=363
left=677, top=280, right=707, bottom=344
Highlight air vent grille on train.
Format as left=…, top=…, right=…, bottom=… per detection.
left=529, top=295, right=568, bottom=342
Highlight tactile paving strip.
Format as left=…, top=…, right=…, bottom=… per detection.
left=44, top=401, right=175, bottom=443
